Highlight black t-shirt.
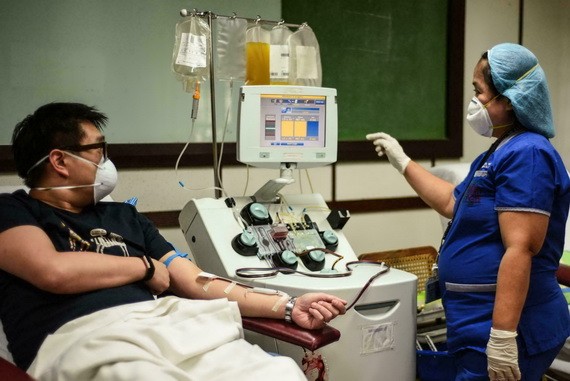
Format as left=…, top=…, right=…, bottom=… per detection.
left=0, top=190, right=173, bottom=369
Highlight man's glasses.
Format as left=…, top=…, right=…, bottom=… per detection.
left=59, top=142, right=108, bottom=161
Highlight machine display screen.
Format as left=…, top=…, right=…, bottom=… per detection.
left=237, top=85, right=337, bottom=169
left=259, top=94, right=326, bottom=148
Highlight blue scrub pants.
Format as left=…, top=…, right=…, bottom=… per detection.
left=454, top=338, right=565, bottom=381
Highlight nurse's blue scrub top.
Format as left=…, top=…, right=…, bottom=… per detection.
left=439, top=131, right=570, bottom=355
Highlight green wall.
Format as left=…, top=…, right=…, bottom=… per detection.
left=0, top=0, right=281, bottom=144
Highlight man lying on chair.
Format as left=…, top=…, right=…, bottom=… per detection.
left=0, top=102, right=347, bottom=381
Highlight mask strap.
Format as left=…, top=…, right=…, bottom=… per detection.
left=491, top=122, right=514, bottom=130
left=26, top=154, right=49, bottom=176
left=26, top=150, right=102, bottom=176
left=516, top=63, right=539, bottom=82
left=483, top=64, right=538, bottom=110
left=483, top=94, right=501, bottom=108
left=34, top=183, right=101, bottom=191
left=32, top=152, right=103, bottom=191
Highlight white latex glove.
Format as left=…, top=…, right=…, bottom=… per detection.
left=366, top=132, right=411, bottom=174
left=486, top=328, right=521, bottom=381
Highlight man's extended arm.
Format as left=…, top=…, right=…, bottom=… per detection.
left=161, top=253, right=347, bottom=329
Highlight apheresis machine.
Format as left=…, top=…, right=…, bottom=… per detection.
left=179, top=85, right=417, bottom=380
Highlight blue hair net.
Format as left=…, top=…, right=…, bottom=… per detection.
left=487, top=43, right=555, bottom=138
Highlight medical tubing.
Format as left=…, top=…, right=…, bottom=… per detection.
left=235, top=266, right=349, bottom=279
left=234, top=261, right=390, bottom=311
left=344, top=261, right=390, bottom=311
left=215, top=80, right=234, bottom=195
left=174, top=119, right=227, bottom=196
left=175, top=118, right=196, bottom=187
left=242, top=165, right=251, bottom=196
left=191, top=81, right=201, bottom=120
left=304, top=169, right=315, bottom=194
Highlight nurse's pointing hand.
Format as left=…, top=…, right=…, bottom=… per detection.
left=366, top=132, right=411, bottom=174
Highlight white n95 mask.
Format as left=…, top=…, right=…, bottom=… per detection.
left=466, top=97, right=494, bottom=137
left=92, top=157, right=118, bottom=203
left=33, top=154, right=118, bottom=204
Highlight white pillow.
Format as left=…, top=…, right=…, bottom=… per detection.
left=428, top=163, right=471, bottom=232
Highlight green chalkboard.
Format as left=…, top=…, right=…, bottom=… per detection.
left=282, top=0, right=450, bottom=142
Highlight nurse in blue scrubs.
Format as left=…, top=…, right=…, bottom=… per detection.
left=367, top=43, right=570, bottom=381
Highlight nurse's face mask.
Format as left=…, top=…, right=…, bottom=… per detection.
left=466, top=96, right=498, bottom=137
left=466, top=95, right=513, bottom=137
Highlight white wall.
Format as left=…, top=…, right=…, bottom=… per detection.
left=1, top=0, right=569, bottom=257
left=523, top=0, right=570, bottom=155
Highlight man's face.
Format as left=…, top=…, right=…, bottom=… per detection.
left=72, top=122, right=106, bottom=165
left=62, top=122, right=107, bottom=200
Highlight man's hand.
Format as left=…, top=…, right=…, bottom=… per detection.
left=366, top=132, right=411, bottom=174
left=291, top=293, right=347, bottom=329
left=145, top=258, right=170, bottom=295
left=486, top=328, right=521, bottom=381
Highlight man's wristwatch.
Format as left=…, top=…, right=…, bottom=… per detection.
left=284, top=296, right=297, bottom=323
left=140, top=254, right=155, bottom=282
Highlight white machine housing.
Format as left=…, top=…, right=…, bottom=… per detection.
left=179, top=193, right=417, bottom=381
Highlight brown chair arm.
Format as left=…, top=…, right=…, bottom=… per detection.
left=241, top=317, right=340, bottom=351
left=0, top=357, right=36, bottom=380
left=557, top=264, right=570, bottom=287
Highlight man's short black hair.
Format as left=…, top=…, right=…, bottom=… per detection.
left=12, top=102, right=108, bottom=187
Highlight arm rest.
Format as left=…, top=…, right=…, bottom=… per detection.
left=241, top=317, right=340, bottom=351
left=557, top=264, right=570, bottom=287
left=0, top=357, right=35, bottom=380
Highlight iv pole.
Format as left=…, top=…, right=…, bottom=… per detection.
left=179, top=9, right=302, bottom=199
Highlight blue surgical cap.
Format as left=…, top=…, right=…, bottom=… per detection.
left=487, top=43, right=555, bottom=138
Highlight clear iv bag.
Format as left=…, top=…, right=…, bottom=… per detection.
left=245, top=24, right=270, bottom=85
left=269, top=24, right=293, bottom=85
left=171, top=15, right=211, bottom=90
left=288, top=24, right=322, bottom=87
left=214, top=17, right=247, bottom=82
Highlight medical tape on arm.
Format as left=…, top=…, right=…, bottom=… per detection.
left=272, top=293, right=290, bottom=312
left=197, top=272, right=289, bottom=310
left=224, top=281, right=237, bottom=294
left=197, top=271, right=256, bottom=293
left=198, top=272, right=219, bottom=291
left=245, top=288, right=290, bottom=312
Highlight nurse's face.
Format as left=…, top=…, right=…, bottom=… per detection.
left=472, top=59, right=515, bottom=137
